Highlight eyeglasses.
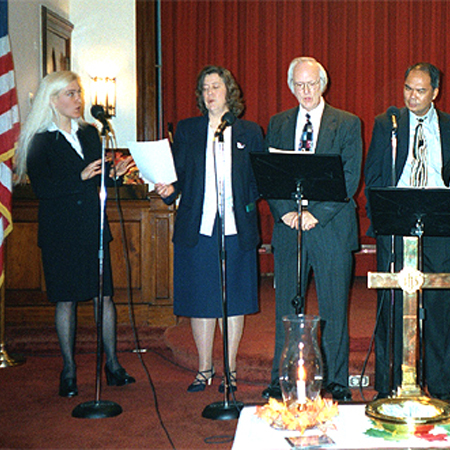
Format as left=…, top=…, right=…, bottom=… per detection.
left=293, top=80, right=321, bottom=91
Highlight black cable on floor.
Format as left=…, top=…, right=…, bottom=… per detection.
left=111, top=174, right=176, bottom=450
left=357, top=267, right=390, bottom=402
left=204, top=435, right=233, bottom=444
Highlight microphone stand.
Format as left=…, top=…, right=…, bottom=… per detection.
left=202, top=130, right=244, bottom=421
left=72, top=120, right=122, bottom=419
left=387, top=123, right=397, bottom=396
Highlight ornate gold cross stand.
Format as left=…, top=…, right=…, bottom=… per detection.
left=365, top=236, right=450, bottom=427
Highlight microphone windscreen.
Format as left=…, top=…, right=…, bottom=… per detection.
left=91, top=105, right=106, bottom=119
left=387, top=106, right=399, bottom=117
left=222, top=111, right=236, bottom=126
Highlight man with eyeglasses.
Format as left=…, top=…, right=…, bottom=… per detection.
left=262, top=57, right=362, bottom=402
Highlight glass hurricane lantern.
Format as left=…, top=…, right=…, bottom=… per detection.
left=279, top=314, right=324, bottom=408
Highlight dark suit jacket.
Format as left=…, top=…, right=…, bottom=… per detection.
left=364, top=107, right=450, bottom=394
left=164, top=115, right=264, bottom=250
left=266, top=104, right=363, bottom=253
left=364, top=107, right=450, bottom=235
left=26, top=124, right=118, bottom=301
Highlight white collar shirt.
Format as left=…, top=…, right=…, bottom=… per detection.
left=199, top=125, right=237, bottom=236
left=48, top=120, right=84, bottom=159
left=398, top=104, right=446, bottom=188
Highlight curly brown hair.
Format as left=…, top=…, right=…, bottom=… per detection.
left=195, top=65, right=244, bottom=117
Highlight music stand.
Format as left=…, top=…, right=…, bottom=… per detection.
left=250, top=152, right=348, bottom=313
left=250, top=152, right=348, bottom=202
left=368, top=187, right=450, bottom=237
left=367, top=187, right=450, bottom=391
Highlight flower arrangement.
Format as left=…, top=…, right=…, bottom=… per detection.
left=109, top=150, right=144, bottom=185
left=255, top=396, right=339, bottom=434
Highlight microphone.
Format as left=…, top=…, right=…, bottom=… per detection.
left=214, top=112, right=236, bottom=137
left=91, top=105, right=110, bottom=131
left=387, top=106, right=399, bottom=131
left=387, top=106, right=399, bottom=186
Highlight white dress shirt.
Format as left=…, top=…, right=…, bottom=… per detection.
left=397, top=104, right=446, bottom=188
left=295, top=97, right=325, bottom=153
left=199, top=125, right=237, bottom=236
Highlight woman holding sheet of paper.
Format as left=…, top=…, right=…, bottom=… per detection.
left=155, top=65, right=263, bottom=393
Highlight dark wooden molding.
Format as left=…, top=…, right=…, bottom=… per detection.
left=41, top=6, right=74, bottom=77
left=136, top=0, right=157, bottom=141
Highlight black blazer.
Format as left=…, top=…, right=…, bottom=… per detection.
left=27, top=124, right=117, bottom=250
left=164, top=115, right=264, bottom=250
left=26, top=123, right=119, bottom=301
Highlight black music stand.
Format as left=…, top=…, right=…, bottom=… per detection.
left=250, top=152, right=348, bottom=313
left=367, top=187, right=450, bottom=391
left=368, top=187, right=450, bottom=237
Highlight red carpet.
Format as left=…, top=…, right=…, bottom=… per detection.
left=4, top=275, right=377, bottom=387
left=1, top=275, right=378, bottom=449
left=0, top=351, right=255, bottom=449
left=164, top=276, right=376, bottom=384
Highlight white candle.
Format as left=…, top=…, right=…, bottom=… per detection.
left=297, top=363, right=306, bottom=404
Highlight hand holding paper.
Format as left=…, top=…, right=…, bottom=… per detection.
left=154, top=182, right=175, bottom=199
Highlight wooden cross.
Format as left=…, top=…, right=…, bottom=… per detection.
left=368, top=236, right=450, bottom=397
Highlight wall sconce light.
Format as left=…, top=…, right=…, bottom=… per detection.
left=91, top=76, right=116, bottom=117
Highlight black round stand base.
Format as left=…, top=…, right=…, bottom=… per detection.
left=202, top=401, right=244, bottom=421
left=72, top=400, right=123, bottom=419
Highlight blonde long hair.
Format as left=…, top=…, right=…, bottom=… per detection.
left=14, top=71, right=85, bottom=184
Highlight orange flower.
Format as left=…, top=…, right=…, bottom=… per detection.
left=256, top=397, right=338, bottom=434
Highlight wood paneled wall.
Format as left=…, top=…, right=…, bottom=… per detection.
left=6, top=188, right=175, bottom=327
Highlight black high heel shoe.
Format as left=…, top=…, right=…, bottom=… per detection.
left=187, top=368, right=215, bottom=392
left=219, top=370, right=237, bottom=393
left=105, top=365, right=136, bottom=386
left=59, top=373, right=78, bottom=397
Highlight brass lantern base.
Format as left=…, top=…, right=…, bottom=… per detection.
left=366, top=395, right=450, bottom=433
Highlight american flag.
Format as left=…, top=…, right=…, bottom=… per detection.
left=0, top=0, right=19, bottom=287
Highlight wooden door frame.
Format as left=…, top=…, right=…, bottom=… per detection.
left=136, top=0, right=158, bottom=141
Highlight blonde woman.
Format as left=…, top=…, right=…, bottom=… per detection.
left=15, top=71, right=135, bottom=397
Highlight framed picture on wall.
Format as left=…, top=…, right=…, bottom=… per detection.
left=41, top=6, right=74, bottom=77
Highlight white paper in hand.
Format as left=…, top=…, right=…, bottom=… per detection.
left=127, top=139, right=177, bottom=191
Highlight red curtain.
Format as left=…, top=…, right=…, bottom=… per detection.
left=161, top=0, right=450, bottom=204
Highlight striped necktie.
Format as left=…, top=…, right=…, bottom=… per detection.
left=410, top=118, right=427, bottom=187
left=299, top=113, right=313, bottom=151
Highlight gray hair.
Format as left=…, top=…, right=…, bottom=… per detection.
left=287, top=57, right=328, bottom=95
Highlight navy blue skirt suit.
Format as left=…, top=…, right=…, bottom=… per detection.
left=164, top=115, right=264, bottom=318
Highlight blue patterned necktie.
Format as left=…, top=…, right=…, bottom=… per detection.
left=410, top=118, right=427, bottom=187
left=299, top=113, right=313, bottom=151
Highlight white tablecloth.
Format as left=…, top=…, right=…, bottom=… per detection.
left=232, top=404, right=450, bottom=449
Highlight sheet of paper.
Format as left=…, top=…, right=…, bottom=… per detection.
left=269, top=147, right=306, bottom=154
left=127, top=139, right=177, bottom=191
